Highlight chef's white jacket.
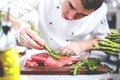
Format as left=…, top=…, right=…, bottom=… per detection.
left=4, top=0, right=110, bottom=51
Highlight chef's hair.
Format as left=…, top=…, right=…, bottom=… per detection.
left=81, top=0, right=104, bottom=10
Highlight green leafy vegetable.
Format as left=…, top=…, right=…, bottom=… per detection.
left=71, top=58, right=101, bottom=75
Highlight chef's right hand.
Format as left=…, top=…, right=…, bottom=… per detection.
left=17, top=22, right=45, bottom=50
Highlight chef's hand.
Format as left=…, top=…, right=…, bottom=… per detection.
left=2, top=12, right=45, bottom=49
left=17, top=22, right=45, bottom=49
left=61, top=38, right=98, bottom=56
left=61, top=42, right=86, bottom=56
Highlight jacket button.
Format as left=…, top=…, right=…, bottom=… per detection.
left=49, top=22, right=52, bottom=25
left=66, top=40, right=69, bottom=41
left=57, top=6, right=59, bottom=9
left=71, top=32, right=74, bottom=35
left=50, top=38, right=53, bottom=40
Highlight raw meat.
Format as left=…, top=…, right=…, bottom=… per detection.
left=44, top=56, right=79, bottom=67
left=25, top=52, right=79, bottom=67
left=25, top=59, right=38, bottom=67
left=31, top=52, right=49, bottom=63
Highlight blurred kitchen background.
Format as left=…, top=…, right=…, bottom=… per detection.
left=0, top=0, right=120, bottom=30
left=105, top=0, right=120, bottom=30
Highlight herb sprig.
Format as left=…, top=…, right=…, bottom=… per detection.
left=71, top=58, right=101, bottom=75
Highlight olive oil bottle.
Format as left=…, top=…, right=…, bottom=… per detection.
left=0, top=11, right=20, bottom=80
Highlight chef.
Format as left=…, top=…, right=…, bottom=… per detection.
left=2, top=0, right=110, bottom=56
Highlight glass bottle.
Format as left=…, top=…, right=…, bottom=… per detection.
left=0, top=19, right=20, bottom=80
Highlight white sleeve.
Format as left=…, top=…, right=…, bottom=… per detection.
left=91, top=16, right=110, bottom=39
left=2, top=0, right=40, bottom=19
left=0, top=0, right=10, bottom=10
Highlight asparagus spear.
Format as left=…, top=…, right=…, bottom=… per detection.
left=51, top=49, right=71, bottom=56
left=29, top=22, right=40, bottom=36
left=110, top=29, right=119, bottom=35
left=44, top=45, right=60, bottom=60
left=29, top=22, right=60, bottom=60
left=93, top=44, right=118, bottom=55
left=93, top=44, right=117, bottom=52
left=98, top=39, right=119, bottom=48
left=98, top=39, right=118, bottom=45
left=106, top=29, right=119, bottom=42
left=103, top=50, right=117, bottom=55
left=111, top=39, right=119, bottom=43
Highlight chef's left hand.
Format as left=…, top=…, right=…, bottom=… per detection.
left=61, top=42, right=88, bottom=56
left=61, top=38, right=99, bottom=56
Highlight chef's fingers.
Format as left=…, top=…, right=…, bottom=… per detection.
left=19, top=33, right=44, bottom=50
left=61, top=47, right=68, bottom=53
left=61, top=47, right=75, bottom=55
left=27, top=30, right=45, bottom=46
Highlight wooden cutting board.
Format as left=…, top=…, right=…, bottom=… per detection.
left=20, top=62, right=108, bottom=75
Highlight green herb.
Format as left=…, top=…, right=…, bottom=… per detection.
left=71, top=58, right=101, bottom=75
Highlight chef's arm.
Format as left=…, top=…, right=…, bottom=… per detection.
left=81, top=37, right=99, bottom=52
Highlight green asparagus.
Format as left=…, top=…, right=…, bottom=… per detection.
left=29, top=22, right=63, bottom=60
left=44, top=45, right=60, bottom=60
left=105, top=29, right=119, bottom=43
left=98, top=39, right=119, bottom=48
left=92, top=29, right=119, bottom=55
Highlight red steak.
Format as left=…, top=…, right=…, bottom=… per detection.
left=44, top=56, right=79, bottom=67
left=25, top=59, right=38, bottom=67
left=31, top=52, right=49, bottom=63
left=25, top=52, right=79, bottom=67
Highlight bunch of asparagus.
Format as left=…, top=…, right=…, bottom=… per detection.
left=105, top=29, right=119, bottom=43
left=93, top=29, right=120, bottom=55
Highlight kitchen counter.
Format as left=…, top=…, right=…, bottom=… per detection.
left=20, top=74, right=120, bottom=80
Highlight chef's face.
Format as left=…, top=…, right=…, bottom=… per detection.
left=61, top=0, right=94, bottom=20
